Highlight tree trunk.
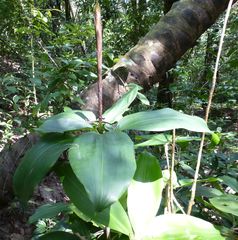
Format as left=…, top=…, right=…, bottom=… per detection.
left=0, top=134, right=39, bottom=206
left=156, top=0, right=179, bottom=108
left=80, top=0, right=236, bottom=115
left=65, top=0, right=71, bottom=21
left=0, top=0, right=236, bottom=205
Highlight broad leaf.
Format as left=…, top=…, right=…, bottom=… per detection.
left=117, top=108, right=211, bottom=133
left=127, top=152, right=164, bottom=236
left=39, top=231, right=80, bottom=240
left=102, top=85, right=139, bottom=123
left=179, top=177, right=219, bottom=187
left=37, top=111, right=92, bottom=133
left=29, top=202, right=71, bottom=224
left=13, top=135, right=72, bottom=204
left=210, top=194, right=238, bottom=216
left=135, top=134, right=200, bottom=148
left=68, top=131, right=136, bottom=211
left=135, top=134, right=171, bottom=148
left=219, top=175, right=238, bottom=192
left=64, top=109, right=96, bottom=122
left=196, top=186, right=223, bottom=198
left=63, top=166, right=95, bottom=217
left=63, top=167, right=133, bottom=236
left=95, top=201, right=133, bottom=236
left=141, top=214, right=224, bottom=240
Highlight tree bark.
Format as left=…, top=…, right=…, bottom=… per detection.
left=0, top=0, right=236, bottom=205
left=65, top=0, right=71, bottom=21
left=80, top=0, right=237, bottom=114
left=156, top=0, right=179, bottom=108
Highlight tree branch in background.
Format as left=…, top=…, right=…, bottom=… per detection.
left=80, top=0, right=237, bottom=114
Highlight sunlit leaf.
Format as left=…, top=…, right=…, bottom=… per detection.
left=162, top=169, right=179, bottom=188
left=102, top=85, right=139, bottom=123
left=210, top=194, right=238, bottom=216
left=63, top=167, right=133, bottom=236
left=127, top=152, right=164, bottom=236
left=68, top=131, right=136, bottom=211
left=135, top=134, right=200, bottom=148
left=211, top=132, right=221, bottom=145
left=95, top=201, right=133, bottom=236
left=37, top=111, right=93, bottom=133
left=13, top=135, right=73, bottom=204
left=135, top=134, right=171, bottom=148
left=141, top=214, right=224, bottom=240
left=63, top=108, right=96, bottom=122
left=137, top=92, right=150, bottom=105
left=117, top=108, right=211, bottom=133
left=29, top=202, right=71, bottom=224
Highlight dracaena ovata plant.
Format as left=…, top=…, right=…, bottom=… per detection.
left=14, top=84, right=224, bottom=239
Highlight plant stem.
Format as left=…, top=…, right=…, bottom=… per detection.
left=31, top=35, right=37, bottom=105
left=37, top=40, right=58, bottom=67
left=187, top=0, right=234, bottom=215
left=164, top=144, right=171, bottom=213
left=169, top=129, right=176, bottom=213
left=94, top=1, right=103, bottom=123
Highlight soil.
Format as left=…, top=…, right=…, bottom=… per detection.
left=0, top=173, right=67, bottom=240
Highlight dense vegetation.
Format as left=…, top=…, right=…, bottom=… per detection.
left=0, top=1, right=237, bottom=239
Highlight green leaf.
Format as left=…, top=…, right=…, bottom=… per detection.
left=179, top=177, right=219, bottom=187
left=219, top=175, right=238, bottom=192
left=63, top=167, right=133, bottom=236
left=141, top=214, right=224, bottom=240
left=95, top=201, right=133, bottom=236
left=13, top=135, right=72, bottom=204
left=135, top=134, right=171, bottom=148
left=137, top=92, right=150, bottom=105
left=38, top=231, right=80, bottom=240
left=29, top=202, right=71, bottom=224
left=196, top=186, right=223, bottom=198
left=63, top=166, right=95, bottom=217
left=210, top=194, right=238, bottom=216
left=211, top=132, right=221, bottom=145
left=63, top=108, right=96, bottom=122
left=37, top=111, right=93, bottom=133
left=127, top=152, right=164, bottom=237
left=135, top=134, right=200, bottom=148
left=102, top=85, right=139, bottom=123
left=117, top=108, right=211, bottom=133
left=75, top=110, right=96, bottom=122
left=68, top=131, right=136, bottom=211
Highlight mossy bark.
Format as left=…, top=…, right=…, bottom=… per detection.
left=80, top=0, right=236, bottom=114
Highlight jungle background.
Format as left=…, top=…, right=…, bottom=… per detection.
left=0, top=0, right=237, bottom=239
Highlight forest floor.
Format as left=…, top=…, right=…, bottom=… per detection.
left=0, top=173, right=67, bottom=240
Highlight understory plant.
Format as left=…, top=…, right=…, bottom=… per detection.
left=13, top=83, right=227, bottom=240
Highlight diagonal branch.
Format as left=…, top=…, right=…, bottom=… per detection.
left=80, top=0, right=237, bottom=114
